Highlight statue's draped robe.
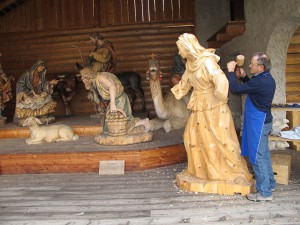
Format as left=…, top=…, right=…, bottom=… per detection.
left=90, top=40, right=117, bottom=73
left=94, top=72, right=136, bottom=134
left=172, top=41, right=252, bottom=184
left=15, top=60, right=56, bottom=119
left=0, top=75, right=13, bottom=110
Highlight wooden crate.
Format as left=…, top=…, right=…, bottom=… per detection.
left=271, top=154, right=291, bottom=185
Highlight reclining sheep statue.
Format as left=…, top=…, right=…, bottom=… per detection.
left=23, top=116, right=79, bottom=145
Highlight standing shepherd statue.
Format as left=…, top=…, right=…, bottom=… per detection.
left=172, top=33, right=253, bottom=195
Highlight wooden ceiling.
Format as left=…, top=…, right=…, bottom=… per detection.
left=0, top=0, right=26, bottom=17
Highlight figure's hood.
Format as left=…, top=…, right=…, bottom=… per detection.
left=177, top=33, right=220, bottom=72
left=29, top=60, right=47, bottom=77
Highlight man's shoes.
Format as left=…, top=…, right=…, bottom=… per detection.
left=271, top=188, right=276, bottom=192
left=246, top=193, right=273, bottom=202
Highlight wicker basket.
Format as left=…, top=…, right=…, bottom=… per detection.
left=106, top=109, right=129, bottom=136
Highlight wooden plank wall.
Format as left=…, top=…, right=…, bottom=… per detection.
left=286, top=25, right=300, bottom=103
left=0, top=0, right=194, bottom=117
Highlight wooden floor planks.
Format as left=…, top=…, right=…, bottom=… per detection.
left=1, top=159, right=300, bottom=225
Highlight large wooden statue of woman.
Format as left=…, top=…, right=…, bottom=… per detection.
left=171, top=33, right=253, bottom=195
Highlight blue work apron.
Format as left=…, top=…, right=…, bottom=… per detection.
left=241, top=96, right=266, bottom=164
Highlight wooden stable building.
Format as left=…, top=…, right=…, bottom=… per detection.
left=0, top=0, right=195, bottom=117
left=1, top=0, right=300, bottom=224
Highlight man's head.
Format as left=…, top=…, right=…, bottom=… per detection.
left=249, top=52, right=271, bottom=75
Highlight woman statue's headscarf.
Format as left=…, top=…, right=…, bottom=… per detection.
left=176, top=33, right=220, bottom=72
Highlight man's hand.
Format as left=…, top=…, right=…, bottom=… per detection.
left=227, top=61, right=237, bottom=72
left=236, top=67, right=246, bottom=78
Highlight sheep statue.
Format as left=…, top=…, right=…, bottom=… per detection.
left=23, top=116, right=79, bottom=145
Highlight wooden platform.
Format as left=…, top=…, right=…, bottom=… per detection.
left=0, top=115, right=187, bottom=175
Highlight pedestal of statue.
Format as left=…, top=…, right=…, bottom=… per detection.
left=176, top=170, right=254, bottom=196
left=0, top=116, right=7, bottom=126
left=95, top=131, right=153, bottom=145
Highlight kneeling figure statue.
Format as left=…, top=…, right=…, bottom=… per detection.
left=14, top=60, right=58, bottom=126
left=79, top=67, right=152, bottom=145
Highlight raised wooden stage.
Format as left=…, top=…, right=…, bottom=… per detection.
left=0, top=115, right=187, bottom=175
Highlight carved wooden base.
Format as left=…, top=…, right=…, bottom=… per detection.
left=176, top=170, right=254, bottom=196
left=95, top=131, right=154, bottom=145
left=0, top=117, right=7, bottom=126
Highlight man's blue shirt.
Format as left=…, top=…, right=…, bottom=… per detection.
left=227, top=70, right=276, bottom=123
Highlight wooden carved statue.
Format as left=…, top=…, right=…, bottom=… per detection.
left=0, top=53, right=14, bottom=124
left=88, top=32, right=117, bottom=73
left=23, top=117, right=79, bottom=145
left=14, top=60, right=58, bottom=126
left=171, top=33, right=253, bottom=195
left=79, top=67, right=153, bottom=145
left=146, top=54, right=190, bottom=132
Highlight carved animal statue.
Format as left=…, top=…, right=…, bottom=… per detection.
left=147, top=56, right=190, bottom=132
left=115, top=71, right=146, bottom=111
left=53, top=73, right=79, bottom=116
left=23, top=116, right=79, bottom=145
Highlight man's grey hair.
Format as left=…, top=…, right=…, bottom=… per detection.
left=252, top=52, right=271, bottom=71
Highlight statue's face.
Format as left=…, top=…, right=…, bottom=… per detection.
left=37, top=65, right=46, bottom=73
left=80, top=69, right=94, bottom=90
left=90, top=37, right=97, bottom=45
left=177, top=42, right=188, bottom=59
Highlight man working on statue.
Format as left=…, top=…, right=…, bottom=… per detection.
left=79, top=67, right=149, bottom=134
left=170, top=53, right=186, bottom=87
left=87, top=33, right=117, bottom=73
left=226, top=52, right=276, bottom=202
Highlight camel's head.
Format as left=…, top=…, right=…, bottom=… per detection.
left=146, top=54, right=162, bottom=81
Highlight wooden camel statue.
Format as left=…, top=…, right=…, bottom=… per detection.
left=147, top=55, right=190, bottom=132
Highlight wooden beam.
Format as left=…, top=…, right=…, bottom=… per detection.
left=207, top=41, right=224, bottom=48
left=226, top=21, right=245, bottom=35
left=216, top=33, right=235, bottom=42
left=0, top=0, right=26, bottom=16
